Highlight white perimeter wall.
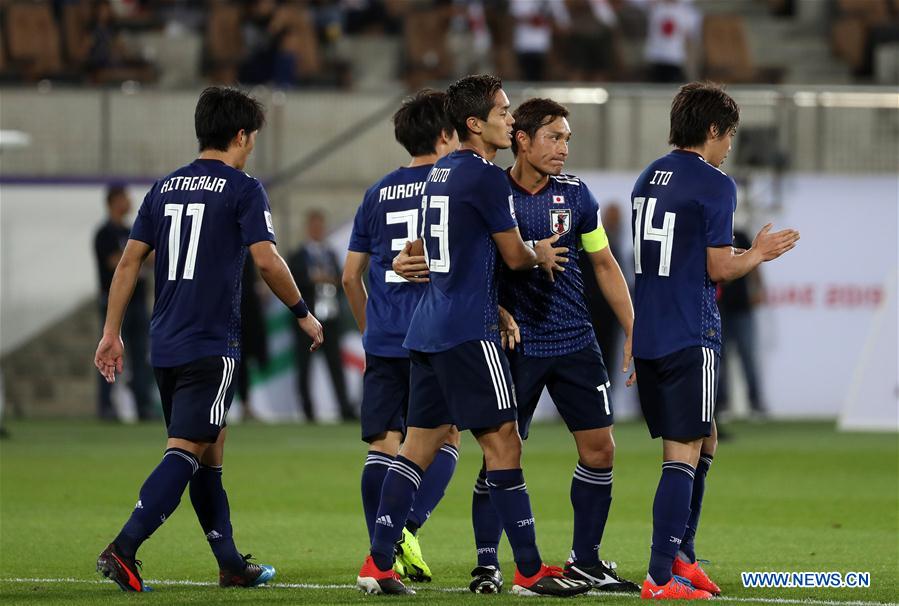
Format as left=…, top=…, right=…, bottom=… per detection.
left=0, top=183, right=148, bottom=353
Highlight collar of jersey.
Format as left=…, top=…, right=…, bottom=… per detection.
left=671, top=149, right=706, bottom=162
left=506, top=167, right=551, bottom=196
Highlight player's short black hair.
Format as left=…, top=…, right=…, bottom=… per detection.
left=669, top=82, right=740, bottom=148
left=511, top=97, right=570, bottom=155
left=194, top=86, right=266, bottom=152
left=445, top=74, right=503, bottom=142
left=393, top=89, right=455, bottom=157
left=105, top=183, right=127, bottom=206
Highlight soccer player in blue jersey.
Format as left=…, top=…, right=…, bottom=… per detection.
left=93, top=87, right=323, bottom=592
left=461, top=97, right=640, bottom=594
left=631, top=82, right=799, bottom=600
left=355, top=74, right=589, bottom=598
left=342, top=89, right=462, bottom=582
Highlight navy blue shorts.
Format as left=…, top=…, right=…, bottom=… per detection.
left=407, top=340, right=517, bottom=433
left=360, top=353, right=410, bottom=442
left=510, top=340, right=614, bottom=440
left=635, top=346, right=718, bottom=440
left=154, top=355, right=236, bottom=443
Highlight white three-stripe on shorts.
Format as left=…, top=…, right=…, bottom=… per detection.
left=480, top=340, right=511, bottom=410
left=209, top=356, right=235, bottom=426
left=700, top=347, right=715, bottom=423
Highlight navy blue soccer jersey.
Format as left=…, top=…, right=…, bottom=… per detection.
left=631, top=150, right=736, bottom=359
left=499, top=172, right=603, bottom=357
left=403, top=149, right=518, bottom=353
left=348, top=165, right=430, bottom=358
left=130, top=158, right=276, bottom=367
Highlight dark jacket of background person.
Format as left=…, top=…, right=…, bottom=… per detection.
left=578, top=204, right=628, bottom=369
left=237, top=257, right=270, bottom=412
left=717, top=229, right=766, bottom=416
left=287, top=213, right=356, bottom=422
left=93, top=186, right=155, bottom=421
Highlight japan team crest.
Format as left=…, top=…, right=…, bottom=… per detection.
left=550, top=209, right=571, bottom=235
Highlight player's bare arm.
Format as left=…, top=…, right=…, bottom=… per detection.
left=493, top=227, right=537, bottom=270
left=707, top=223, right=800, bottom=283
left=587, top=246, right=637, bottom=386
left=494, top=228, right=567, bottom=282
left=342, top=250, right=370, bottom=333
left=391, top=239, right=430, bottom=283
left=95, top=238, right=152, bottom=383
left=250, top=240, right=324, bottom=351
left=498, top=305, right=521, bottom=350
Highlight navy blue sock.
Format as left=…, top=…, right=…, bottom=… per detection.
left=370, top=456, right=422, bottom=571
left=189, top=464, right=245, bottom=571
left=487, top=468, right=541, bottom=577
left=114, top=447, right=198, bottom=558
left=569, top=463, right=613, bottom=567
left=361, top=451, right=394, bottom=542
left=648, top=462, right=695, bottom=585
left=472, top=467, right=502, bottom=568
left=408, top=444, right=458, bottom=532
left=680, top=454, right=713, bottom=564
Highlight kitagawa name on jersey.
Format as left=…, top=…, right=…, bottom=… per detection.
left=378, top=180, right=426, bottom=202
left=160, top=175, right=227, bottom=194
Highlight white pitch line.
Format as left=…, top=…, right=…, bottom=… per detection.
left=0, top=577, right=896, bottom=606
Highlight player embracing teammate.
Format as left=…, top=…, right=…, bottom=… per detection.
left=355, top=74, right=589, bottom=597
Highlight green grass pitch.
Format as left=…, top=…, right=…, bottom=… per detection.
left=1, top=419, right=896, bottom=605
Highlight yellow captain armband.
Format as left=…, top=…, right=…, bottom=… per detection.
left=580, top=226, right=609, bottom=253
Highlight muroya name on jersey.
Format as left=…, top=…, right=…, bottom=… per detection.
left=378, top=180, right=426, bottom=202
left=160, top=175, right=227, bottom=194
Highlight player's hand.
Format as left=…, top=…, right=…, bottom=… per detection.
left=622, top=333, right=636, bottom=387
left=298, top=313, right=324, bottom=352
left=94, top=333, right=124, bottom=384
left=498, top=305, right=521, bottom=350
left=534, top=234, right=568, bottom=282
left=752, top=223, right=800, bottom=262
left=392, top=241, right=430, bottom=283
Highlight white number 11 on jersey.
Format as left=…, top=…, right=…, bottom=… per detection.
left=633, top=196, right=676, bottom=277
left=164, top=203, right=205, bottom=280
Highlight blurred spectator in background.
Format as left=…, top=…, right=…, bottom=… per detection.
left=511, top=0, right=570, bottom=81
left=446, top=0, right=493, bottom=77
left=717, top=228, right=767, bottom=419
left=578, top=203, right=629, bottom=365
left=643, top=0, right=700, bottom=83
left=340, top=0, right=400, bottom=34
left=288, top=210, right=357, bottom=422
left=236, top=258, right=270, bottom=417
left=82, top=0, right=156, bottom=84
left=93, top=184, right=155, bottom=421
left=560, top=0, right=620, bottom=81
left=239, top=0, right=323, bottom=87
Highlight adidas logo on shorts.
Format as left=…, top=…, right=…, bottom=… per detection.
left=376, top=515, right=394, bottom=528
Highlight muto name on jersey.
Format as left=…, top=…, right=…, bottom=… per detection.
left=427, top=167, right=451, bottom=183
left=378, top=180, right=426, bottom=202
left=160, top=175, right=227, bottom=194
